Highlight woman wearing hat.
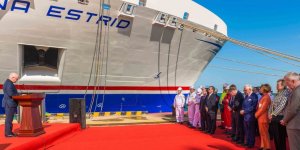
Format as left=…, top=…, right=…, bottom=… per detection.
left=173, top=87, right=185, bottom=123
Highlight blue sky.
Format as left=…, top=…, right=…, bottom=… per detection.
left=193, top=0, right=300, bottom=92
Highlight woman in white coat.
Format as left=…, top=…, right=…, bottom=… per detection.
left=187, top=86, right=196, bottom=126
left=173, top=87, right=185, bottom=123
left=193, top=88, right=202, bottom=128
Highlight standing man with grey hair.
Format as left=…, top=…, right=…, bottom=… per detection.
left=240, top=84, right=258, bottom=148
left=2, top=73, right=19, bottom=137
left=280, top=72, right=300, bottom=150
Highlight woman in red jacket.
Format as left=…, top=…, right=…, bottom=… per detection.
left=222, top=92, right=232, bottom=134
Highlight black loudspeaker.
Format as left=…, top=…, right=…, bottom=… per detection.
left=69, top=98, right=86, bottom=129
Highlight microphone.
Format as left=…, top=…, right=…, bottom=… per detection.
left=19, top=83, right=24, bottom=95
left=21, top=84, right=25, bottom=95
left=22, top=84, right=29, bottom=95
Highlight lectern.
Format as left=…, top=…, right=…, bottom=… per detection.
left=13, top=93, right=45, bottom=137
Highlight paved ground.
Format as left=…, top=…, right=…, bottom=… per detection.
left=0, top=113, right=222, bottom=126
left=0, top=113, right=179, bottom=126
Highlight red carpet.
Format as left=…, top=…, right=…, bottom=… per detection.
left=0, top=123, right=80, bottom=150
left=0, top=123, right=289, bottom=150
left=48, top=124, right=259, bottom=150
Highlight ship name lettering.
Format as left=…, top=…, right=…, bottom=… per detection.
left=47, top=5, right=130, bottom=29
left=0, top=0, right=30, bottom=13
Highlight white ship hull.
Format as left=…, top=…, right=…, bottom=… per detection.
left=0, top=0, right=226, bottom=113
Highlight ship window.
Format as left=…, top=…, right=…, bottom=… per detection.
left=24, top=46, right=58, bottom=69
left=159, top=14, right=167, bottom=23
left=45, top=48, right=59, bottom=68
left=154, top=12, right=168, bottom=24
left=78, top=0, right=89, bottom=5
left=126, top=5, right=132, bottom=12
left=120, top=3, right=135, bottom=15
left=183, top=12, right=189, bottom=20
left=214, top=24, right=218, bottom=31
left=20, top=44, right=66, bottom=83
left=139, top=0, right=147, bottom=6
left=24, top=45, right=39, bottom=66
left=167, top=16, right=178, bottom=28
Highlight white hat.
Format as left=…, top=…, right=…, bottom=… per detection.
left=177, top=87, right=183, bottom=91
left=225, top=85, right=230, bottom=90
left=197, top=88, right=202, bottom=94
left=190, top=86, right=195, bottom=89
left=223, top=83, right=229, bottom=88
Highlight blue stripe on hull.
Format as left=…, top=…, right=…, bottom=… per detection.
left=0, top=94, right=180, bottom=114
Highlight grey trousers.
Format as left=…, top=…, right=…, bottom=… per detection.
left=287, top=129, right=300, bottom=150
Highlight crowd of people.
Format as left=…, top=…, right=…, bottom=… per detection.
left=173, top=72, right=300, bottom=150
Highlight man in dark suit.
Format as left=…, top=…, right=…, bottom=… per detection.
left=205, top=86, right=217, bottom=134
left=281, top=72, right=300, bottom=150
left=240, top=85, right=258, bottom=148
left=229, top=84, right=245, bottom=144
left=2, top=72, right=19, bottom=137
left=200, top=87, right=208, bottom=131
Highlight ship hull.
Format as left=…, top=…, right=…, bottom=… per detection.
left=0, top=0, right=225, bottom=113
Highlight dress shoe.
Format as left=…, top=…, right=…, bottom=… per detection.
left=232, top=137, right=238, bottom=141
left=234, top=139, right=240, bottom=143
left=236, top=141, right=243, bottom=144
left=240, top=143, right=248, bottom=146
left=247, top=145, right=254, bottom=148
left=5, top=134, right=15, bottom=137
